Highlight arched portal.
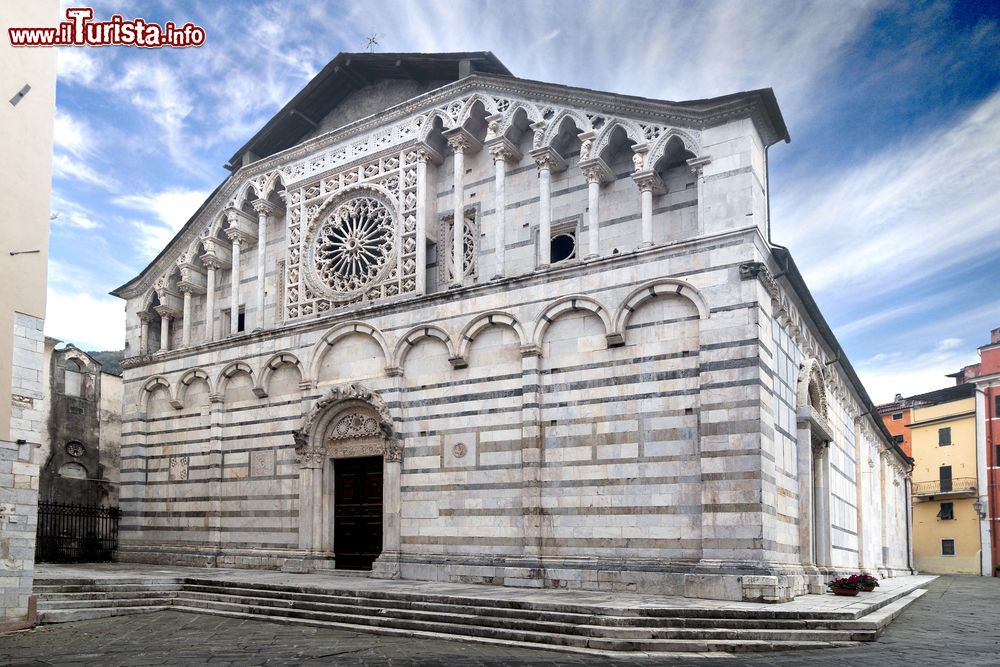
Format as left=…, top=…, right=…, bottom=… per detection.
left=294, top=383, right=402, bottom=576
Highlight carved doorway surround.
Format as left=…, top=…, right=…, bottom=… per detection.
left=294, top=383, right=402, bottom=578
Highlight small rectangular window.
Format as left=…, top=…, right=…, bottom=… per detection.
left=995, top=444, right=1000, bottom=467
left=937, top=502, right=954, bottom=520
left=940, top=465, right=953, bottom=492
left=941, top=538, right=956, bottom=556
left=893, top=434, right=904, bottom=444
left=891, top=412, right=903, bottom=421
left=995, top=395, right=1000, bottom=417
left=938, top=427, right=952, bottom=446
left=237, top=310, right=246, bottom=333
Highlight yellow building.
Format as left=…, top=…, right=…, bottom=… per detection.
left=908, top=384, right=980, bottom=574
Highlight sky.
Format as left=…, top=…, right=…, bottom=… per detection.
left=40, top=0, right=1000, bottom=403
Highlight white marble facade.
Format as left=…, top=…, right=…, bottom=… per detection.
left=112, top=54, right=912, bottom=602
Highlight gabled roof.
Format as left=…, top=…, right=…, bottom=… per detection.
left=225, top=52, right=511, bottom=169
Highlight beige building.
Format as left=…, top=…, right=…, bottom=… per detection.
left=0, top=0, right=58, bottom=630
left=908, top=385, right=980, bottom=574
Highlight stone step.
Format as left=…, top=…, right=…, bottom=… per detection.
left=38, top=606, right=169, bottom=624
left=175, top=586, right=877, bottom=639
left=40, top=597, right=177, bottom=610
left=180, top=576, right=906, bottom=621
left=171, top=595, right=870, bottom=648
left=34, top=583, right=181, bottom=594
left=179, top=582, right=881, bottom=632
left=169, top=604, right=854, bottom=655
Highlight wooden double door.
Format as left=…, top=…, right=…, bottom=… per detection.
left=333, top=456, right=383, bottom=570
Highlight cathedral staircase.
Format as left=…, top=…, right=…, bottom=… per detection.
left=33, top=574, right=928, bottom=656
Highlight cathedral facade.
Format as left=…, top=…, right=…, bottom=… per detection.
left=112, top=52, right=912, bottom=602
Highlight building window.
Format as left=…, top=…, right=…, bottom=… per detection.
left=223, top=308, right=245, bottom=335
left=995, top=443, right=1000, bottom=467
left=937, top=502, right=954, bottom=520
left=939, top=465, right=953, bottom=492
left=941, top=538, right=956, bottom=556
left=891, top=412, right=903, bottom=421
left=237, top=310, right=246, bottom=333
left=64, top=359, right=83, bottom=398
left=938, top=427, right=952, bottom=446
left=893, top=434, right=904, bottom=444
left=550, top=232, right=576, bottom=263
left=995, top=394, right=1000, bottom=417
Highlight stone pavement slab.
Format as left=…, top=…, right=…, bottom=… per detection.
left=1, top=576, right=997, bottom=666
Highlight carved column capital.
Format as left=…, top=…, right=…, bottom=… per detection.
left=579, top=157, right=613, bottom=185
left=633, top=170, right=665, bottom=195
left=443, top=127, right=482, bottom=155
left=153, top=305, right=176, bottom=321
left=486, top=137, right=522, bottom=164
left=687, top=155, right=712, bottom=176
left=251, top=198, right=279, bottom=217
left=530, top=146, right=567, bottom=173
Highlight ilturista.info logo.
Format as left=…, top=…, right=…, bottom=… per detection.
left=8, top=7, right=206, bottom=48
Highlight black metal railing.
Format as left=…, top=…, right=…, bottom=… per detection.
left=911, top=477, right=976, bottom=496
left=35, top=502, right=120, bottom=563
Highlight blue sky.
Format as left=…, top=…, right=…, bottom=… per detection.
left=42, top=0, right=999, bottom=402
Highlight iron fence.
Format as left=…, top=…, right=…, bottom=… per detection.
left=35, top=502, right=120, bottom=563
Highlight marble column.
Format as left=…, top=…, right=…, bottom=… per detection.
left=154, top=306, right=173, bottom=352
left=415, top=151, right=429, bottom=294
left=446, top=134, right=469, bottom=287
left=229, top=237, right=242, bottom=335
left=138, top=312, right=150, bottom=355
left=490, top=145, right=510, bottom=278
left=204, top=260, right=218, bottom=342
left=251, top=199, right=277, bottom=331
left=536, top=158, right=552, bottom=268
left=579, top=159, right=611, bottom=261
left=181, top=289, right=193, bottom=347
left=633, top=171, right=664, bottom=249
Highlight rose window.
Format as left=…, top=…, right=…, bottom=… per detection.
left=313, top=196, right=394, bottom=295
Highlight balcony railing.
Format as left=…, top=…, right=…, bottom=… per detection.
left=911, top=477, right=977, bottom=496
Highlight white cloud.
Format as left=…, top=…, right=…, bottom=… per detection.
left=45, top=287, right=126, bottom=351
left=114, top=62, right=197, bottom=169
left=775, top=89, right=1000, bottom=297
left=56, top=48, right=102, bottom=86
left=114, top=188, right=210, bottom=258
left=53, top=109, right=94, bottom=158
left=51, top=153, right=116, bottom=190
left=45, top=259, right=126, bottom=349
left=857, top=341, right=979, bottom=404
left=115, top=188, right=209, bottom=230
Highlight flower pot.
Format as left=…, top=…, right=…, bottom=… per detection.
left=830, top=586, right=859, bottom=596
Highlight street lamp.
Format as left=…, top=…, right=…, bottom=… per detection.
left=972, top=499, right=986, bottom=519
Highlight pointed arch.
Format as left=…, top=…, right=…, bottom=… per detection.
left=541, top=108, right=593, bottom=147
left=457, top=93, right=499, bottom=126
left=532, top=295, right=612, bottom=349
left=256, top=352, right=303, bottom=397
left=216, top=360, right=255, bottom=395
left=456, top=311, right=526, bottom=360
left=259, top=170, right=286, bottom=200
left=647, top=128, right=702, bottom=167
left=498, top=101, right=542, bottom=137
left=173, top=368, right=214, bottom=408
left=613, top=278, right=710, bottom=343
left=392, top=324, right=456, bottom=369
left=230, top=180, right=257, bottom=209
left=592, top=118, right=644, bottom=159
left=308, top=320, right=391, bottom=385
left=417, top=109, right=456, bottom=142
